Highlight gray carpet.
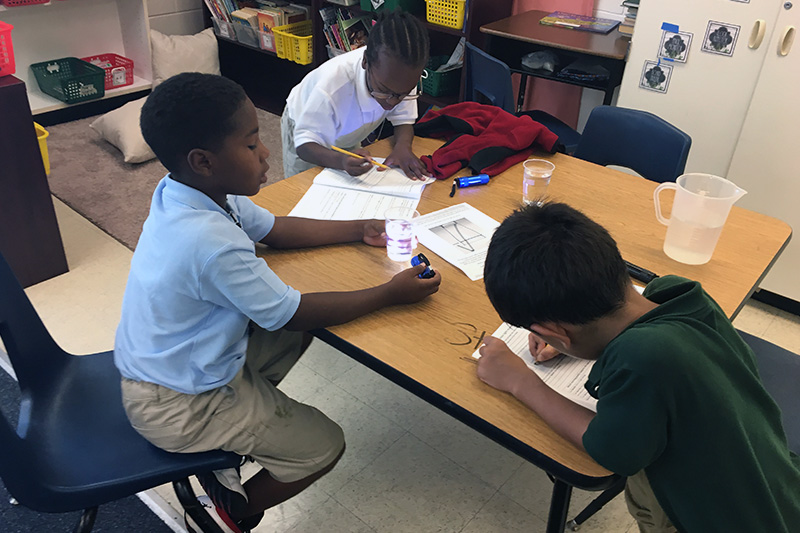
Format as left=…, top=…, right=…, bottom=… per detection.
left=46, top=107, right=285, bottom=250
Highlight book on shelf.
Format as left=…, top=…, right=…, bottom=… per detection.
left=621, top=0, right=639, bottom=7
left=618, top=24, right=634, bottom=36
left=341, top=16, right=371, bottom=50
left=231, top=8, right=260, bottom=30
left=539, top=11, right=621, bottom=34
left=257, top=7, right=284, bottom=32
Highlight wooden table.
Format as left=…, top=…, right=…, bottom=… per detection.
left=480, top=10, right=631, bottom=110
left=251, top=137, right=791, bottom=531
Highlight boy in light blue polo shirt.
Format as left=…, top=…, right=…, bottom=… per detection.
left=114, top=73, right=441, bottom=532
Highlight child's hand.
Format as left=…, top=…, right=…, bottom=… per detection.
left=386, top=264, right=441, bottom=304
left=362, top=220, right=386, bottom=247
left=477, top=336, right=531, bottom=394
left=528, top=332, right=561, bottom=363
left=343, top=148, right=373, bottom=176
left=384, top=146, right=430, bottom=181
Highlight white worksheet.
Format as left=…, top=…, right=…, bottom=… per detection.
left=414, top=203, right=500, bottom=281
left=288, top=161, right=432, bottom=220
left=473, top=323, right=598, bottom=412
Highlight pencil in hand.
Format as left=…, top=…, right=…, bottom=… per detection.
left=331, top=145, right=390, bottom=170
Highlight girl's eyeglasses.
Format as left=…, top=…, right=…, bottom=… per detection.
left=366, top=67, right=427, bottom=101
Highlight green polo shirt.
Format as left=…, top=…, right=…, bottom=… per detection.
left=583, top=275, right=800, bottom=532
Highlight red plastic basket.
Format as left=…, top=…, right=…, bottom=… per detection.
left=1, top=0, right=50, bottom=6
left=0, top=21, right=14, bottom=77
left=80, top=53, right=134, bottom=90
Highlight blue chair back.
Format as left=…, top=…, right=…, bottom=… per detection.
left=573, top=106, right=691, bottom=183
left=737, top=330, right=800, bottom=454
left=464, top=42, right=515, bottom=113
left=0, top=251, right=239, bottom=518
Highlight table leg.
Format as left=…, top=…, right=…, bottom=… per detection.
left=516, top=74, right=528, bottom=114
left=546, top=479, right=572, bottom=533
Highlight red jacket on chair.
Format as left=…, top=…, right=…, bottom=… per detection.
left=413, top=102, right=560, bottom=179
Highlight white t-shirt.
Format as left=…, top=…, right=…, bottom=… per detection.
left=284, top=47, right=417, bottom=150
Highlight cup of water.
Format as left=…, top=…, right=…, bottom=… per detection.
left=385, top=207, right=420, bottom=262
left=522, top=159, right=555, bottom=206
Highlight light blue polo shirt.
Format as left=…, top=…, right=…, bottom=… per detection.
left=114, top=176, right=301, bottom=394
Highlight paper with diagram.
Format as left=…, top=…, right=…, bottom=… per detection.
left=473, top=323, right=598, bottom=412
left=414, top=203, right=500, bottom=281
left=289, top=162, right=434, bottom=220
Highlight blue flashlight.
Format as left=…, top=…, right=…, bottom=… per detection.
left=450, top=174, right=490, bottom=197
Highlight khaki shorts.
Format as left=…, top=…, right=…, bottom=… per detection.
left=625, top=470, right=677, bottom=533
left=121, top=326, right=344, bottom=483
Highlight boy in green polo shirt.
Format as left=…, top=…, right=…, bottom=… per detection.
left=477, top=202, right=800, bottom=532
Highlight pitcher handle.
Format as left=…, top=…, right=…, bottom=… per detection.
left=653, top=182, right=677, bottom=226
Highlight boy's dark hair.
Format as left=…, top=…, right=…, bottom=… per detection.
left=365, top=10, right=429, bottom=69
left=484, top=202, right=630, bottom=327
left=140, top=72, right=248, bottom=173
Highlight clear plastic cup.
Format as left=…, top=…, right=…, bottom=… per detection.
left=523, top=159, right=555, bottom=206
left=385, top=207, right=420, bottom=262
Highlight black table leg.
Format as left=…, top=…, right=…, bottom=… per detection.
left=546, top=479, right=572, bottom=533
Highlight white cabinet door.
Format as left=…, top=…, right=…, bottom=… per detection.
left=727, top=3, right=799, bottom=300
left=617, top=0, right=782, bottom=177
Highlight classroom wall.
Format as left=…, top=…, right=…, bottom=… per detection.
left=148, top=0, right=206, bottom=35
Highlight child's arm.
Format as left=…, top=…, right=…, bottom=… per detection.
left=296, top=142, right=373, bottom=176
left=384, top=124, right=429, bottom=180
left=284, top=264, right=441, bottom=331
left=261, top=217, right=385, bottom=249
left=477, top=336, right=595, bottom=450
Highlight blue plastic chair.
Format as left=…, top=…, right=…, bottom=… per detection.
left=0, top=251, right=241, bottom=533
left=573, top=106, right=692, bottom=183
left=463, top=42, right=582, bottom=153
left=567, top=327, right=800, bottom=530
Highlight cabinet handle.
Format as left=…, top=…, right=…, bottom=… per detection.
left=779, top=25, right=796, bottom=56
left=749, top=19, right=766, bottom=49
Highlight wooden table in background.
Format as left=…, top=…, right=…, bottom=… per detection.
left=480, top=10, right=631, bottom=110
left=252, top=137, right=790, bottom=532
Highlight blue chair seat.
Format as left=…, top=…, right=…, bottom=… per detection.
left=0, top=251, right=241, bottom=532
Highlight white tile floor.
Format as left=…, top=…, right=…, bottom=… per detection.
left=14, top=198, right=800, bottom=533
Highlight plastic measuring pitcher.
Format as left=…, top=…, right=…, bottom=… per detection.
left=654, top=173, right=746, bottom=265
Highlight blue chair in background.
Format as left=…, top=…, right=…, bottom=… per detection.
left=567, top=328, right=800, bottom=530
left=573, top=105, right=692, bottom=183
left=0, top=251, right=241, bottom=533
left=463, top=42, right=582, bottom=154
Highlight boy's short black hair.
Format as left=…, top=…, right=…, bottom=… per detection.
left=484, top=202, right=630, bottom=327
left=365, top=10, right=429, bottom=69
left=140, top=72, right=248, bottom=173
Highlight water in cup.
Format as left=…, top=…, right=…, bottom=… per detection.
left=385, top=207, right=419, bottom=262
left=662, top=218, right=724, bottom=265
left=523, top=159, right=555, bottom=206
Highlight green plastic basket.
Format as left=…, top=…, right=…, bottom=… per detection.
left=30, top=57, right=105, bottom=104
left=422, top=55, right=462, bottom=97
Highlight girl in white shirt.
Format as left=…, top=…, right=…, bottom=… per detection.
left=281, top=11, right=430, bottom=180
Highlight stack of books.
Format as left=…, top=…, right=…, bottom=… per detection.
left=204, top=0, right=309, bottom=33
left=319, top=6, right=373, bottom=55
left=618, top=0, right=639, bottom=36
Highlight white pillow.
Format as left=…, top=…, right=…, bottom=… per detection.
left=90, top=97, right=156, bottom=164
left=150, top=28, right=220, bottom=87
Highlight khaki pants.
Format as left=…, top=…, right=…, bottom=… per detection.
left=625, top=471, right=677, bottom=533
left=121, top=326, right=344, bottom=483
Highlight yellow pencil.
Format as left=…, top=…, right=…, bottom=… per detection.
left=331, top=145, right=390, bottom=170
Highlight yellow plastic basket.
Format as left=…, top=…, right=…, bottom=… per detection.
left=425, top=0, right=466, bottom=29
left=34, top=122, right=50, bottom=176
left=273, top=20, right=313, bottom=65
